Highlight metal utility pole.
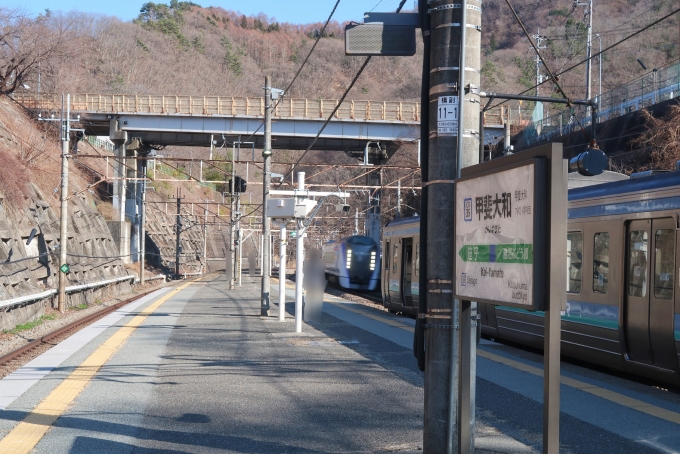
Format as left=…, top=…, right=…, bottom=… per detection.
left=295, top=172, right=305, bottom=333
left=140, top=159, right=147, bottom=284
left=175, top=191, right=182, bottom=279
left=57, top=94, right=70, bottom=313
left=236, top=195, right=242, bottom=286
left=422, top=0, right=481, bottom=452
left=278, top=222, right=287, bottom=321
left=596, top=33, right=602, bottom=98
left=396, top=180, right=402, bottom=218
left=354, top=208, right=359, bottom=235
left=532, top=29, right=548, bottom=97
left=261, top=76, right=272, bottom=316
left=575, top=0, right=594, bottom=103
left=230, top=145, right=236, bottom=290
left=204, top=200, right=209, bottom=274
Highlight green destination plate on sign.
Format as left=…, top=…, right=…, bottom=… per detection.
left=458, top=244, right=533, bottom=264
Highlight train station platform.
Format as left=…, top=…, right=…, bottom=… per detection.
left=0, top=273, right=679, bottom=453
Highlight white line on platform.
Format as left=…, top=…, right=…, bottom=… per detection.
left=0, top=288, right=170, bottom=411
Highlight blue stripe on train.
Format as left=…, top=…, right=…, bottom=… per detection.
left=568, top=196, right=680, bottom=219
left=496, top=300, right=619, bottom=330
left=675, top=313, right=680, bottom=342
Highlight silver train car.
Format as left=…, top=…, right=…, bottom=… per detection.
left=382, top=171, right=680, bottom=386
left=322, top=235, right=380, bottom=291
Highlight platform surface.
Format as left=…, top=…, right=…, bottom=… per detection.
left=0, top=274, right=678, bottom=453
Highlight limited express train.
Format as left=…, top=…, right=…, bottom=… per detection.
left=381, top=170, right=680, bottom=386
left=322, top=235, right=380, bottom=291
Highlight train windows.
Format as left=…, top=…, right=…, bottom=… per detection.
left=392, top=243, right=399, bottom=274
left=593, top=232, right=609, bottom=294
left=567, top=231, right=583, bottom=294
left=628, top=230, right=648, bottom=297
left=654, top=229, right=674, bottom=299
left=415, top=243, right=420, bottom=277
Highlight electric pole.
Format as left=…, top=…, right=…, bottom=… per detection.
left=422, top=0, right=481, bottom=452
left=140, top=157, right=147, bottom=284
left=261, top=76, right=273, bottom=316
left=575, top=0, right=594, bottom=104
left=175, top=191, right=182, bottom=279
left=396, top=179, right=402, bottom=218
left=532, top=29, right=548, bottom=97
left=58, top=94, right=70, bottom=313
left=230, top=140, right=236, bottom=290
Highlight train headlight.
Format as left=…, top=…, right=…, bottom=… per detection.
left=346, top=249, right=352, bottom=268
left=370, top=251, right=376, bottom=270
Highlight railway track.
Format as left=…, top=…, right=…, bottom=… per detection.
left=0, top=286, right=162, bottom=380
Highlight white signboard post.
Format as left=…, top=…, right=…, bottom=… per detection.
left=455, top=162, right=543, bottom=309
left=437, top=95, right=459, bottom=135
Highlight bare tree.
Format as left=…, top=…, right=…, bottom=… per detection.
left=0, top=8, right=75, bottom=95
left=633, top=104, right=680, bottom=171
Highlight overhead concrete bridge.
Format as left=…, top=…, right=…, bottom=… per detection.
left=14, top=93, right=421, bottom=155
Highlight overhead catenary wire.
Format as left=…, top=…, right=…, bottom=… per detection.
left=487, top=5, right=680, bottom=111
left=239, top=0, right=342, bottom=145
left=277, top=0, right=410, bottom=186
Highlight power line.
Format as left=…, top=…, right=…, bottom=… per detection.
left=487, top=6, right=680, bottom=111
left=277, top=0, right=409, bottom=186
left=240, top=0, right=342, bottom=145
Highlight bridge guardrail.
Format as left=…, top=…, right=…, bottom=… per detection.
left=13, top=93, right=421, bottom=123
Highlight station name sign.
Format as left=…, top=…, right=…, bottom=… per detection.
left=455, top=160, right=547, bottom=310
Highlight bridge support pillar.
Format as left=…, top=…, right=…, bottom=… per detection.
left=109, top=120, right=130, bottom=263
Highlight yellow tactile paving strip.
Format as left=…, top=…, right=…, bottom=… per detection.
left=275, top=278, right=680, bottom=426
left=0, top=279, right=200, bottom=454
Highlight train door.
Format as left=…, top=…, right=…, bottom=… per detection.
left=388, top=241, right=402, bottom=305
left=402, top=238, right=413, bottom=307
left=624, top=218, right=676, bottom=369
left=383, top=240, right=391, bottom=305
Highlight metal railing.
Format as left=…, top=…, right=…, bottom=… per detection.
left=86, top=135, right=115, bottom=152
left=13, top=93, right=421, bottom=123
left=518, top=62, right=680, bottom=148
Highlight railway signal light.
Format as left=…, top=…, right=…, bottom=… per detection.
left=228, top=176, right=247, bottom=193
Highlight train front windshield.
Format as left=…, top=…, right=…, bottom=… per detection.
left=346, top=236, right=378, bottom=284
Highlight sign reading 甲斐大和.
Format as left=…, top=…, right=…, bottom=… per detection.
left=455, top=162, right=536, bottom=308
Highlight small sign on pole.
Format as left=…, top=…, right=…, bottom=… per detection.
left=437, top=95, right=459, bottom=135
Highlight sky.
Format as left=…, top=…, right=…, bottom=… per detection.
left=2, top=0, right=415, bottom=24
